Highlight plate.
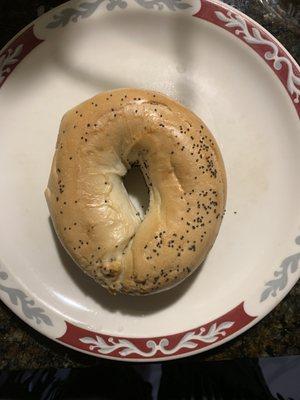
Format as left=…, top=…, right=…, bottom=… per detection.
left=0, top=0, right=299, bottom=362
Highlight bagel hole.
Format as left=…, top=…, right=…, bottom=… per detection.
left=123, top=166, right=149, bottom=220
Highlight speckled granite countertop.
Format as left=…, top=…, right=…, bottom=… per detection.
left=0, top=0, right=299, bottom=370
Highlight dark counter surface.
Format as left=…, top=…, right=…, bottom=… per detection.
left=0, top=0, right=299, bottom=369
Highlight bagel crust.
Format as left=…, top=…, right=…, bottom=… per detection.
left=45, top=89, right=226, bottom=295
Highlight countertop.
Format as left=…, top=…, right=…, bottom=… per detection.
left=0, top=0, right=299, bottom=370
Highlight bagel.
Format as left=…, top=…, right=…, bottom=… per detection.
left=45, top=89, right=226, bottom=295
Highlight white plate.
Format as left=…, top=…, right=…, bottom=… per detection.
left=0, top=0, right=299, bottom=361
